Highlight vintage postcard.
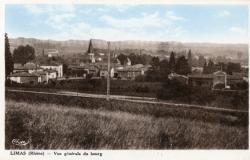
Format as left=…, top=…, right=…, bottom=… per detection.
left=1, top=0, right=250, bottom=159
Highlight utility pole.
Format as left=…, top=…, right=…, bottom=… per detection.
left=107, top=41, right=111, bottom=101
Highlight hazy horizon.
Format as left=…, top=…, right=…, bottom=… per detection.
left=8, top=36, right=249, bottom=45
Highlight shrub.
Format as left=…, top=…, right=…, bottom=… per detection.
left=135, top=75, right=146, bottom=82
left=157, top=79, right=216, bottom=105
left=135, top=86, right=149, bottom=93
left=87, top=79, right=102, bottom=89
left=214, top=83, right=225, bottom=89
left=157, top=79, right=190, bottom=100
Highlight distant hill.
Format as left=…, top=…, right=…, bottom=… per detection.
left=9, top=37, right=248, bottom=60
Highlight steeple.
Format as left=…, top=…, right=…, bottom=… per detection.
left=87, top=39, right=95, bottom=63
left=87, top=39, right=94, bottom=54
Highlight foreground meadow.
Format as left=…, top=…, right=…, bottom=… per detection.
left=5, top=99, right=248, bottom=149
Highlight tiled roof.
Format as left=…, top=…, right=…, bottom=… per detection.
left=40, top=61, right=61, bottom=66
left=213, top=71, right=226, bottom=75
left=43, top=69, right=57, bottom=73
left=33, top=71, right=47, bottom=75
left=9, top=72, right=39, bottom=77
left=117, top=67, right=142, bottom=72
left=188, top=74, right=213, bottom=79
left=14, top=63, right=40, bottom=70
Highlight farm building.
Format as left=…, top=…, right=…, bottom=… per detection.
left=33, top=71, right=49, bottom=83
left=8, top=72, right=41, bottom=84
left=188, top=71, right=244, bottom=89
left=188, top=74, right=216, bottom=88
left=115, top=64, right=150, bottom=80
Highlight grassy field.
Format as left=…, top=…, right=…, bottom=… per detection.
left=6, top=91, right=248, bottom=126
left=7, top=79, right=163, bottom=98
left=6, top=97, right=248, bottom=149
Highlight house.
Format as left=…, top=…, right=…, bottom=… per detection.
left=82, top=64, right=99, bottom=77
left=115, top=64, right=149, bottom=80
left=68, top=66, right=87, bottom=77
left=8, top=72, right=41, bottom=84
left=43, top=69, right=57, bottom=80
left=33, top=71, right=49, bottom=83
left=188, top=74, right=213, bottom=88
left=188, top=70, right=245, bottom=89
left=117, top=66, right=144, bottom=80
left=40, top=61, right=63, bottom=78
left=13, top=62, right=42, bottom=73
left=227, top=74, right=244, bottom=86
left=99, top=64, right=115, bottom=78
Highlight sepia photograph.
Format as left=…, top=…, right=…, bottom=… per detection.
left=4, top=3, right=249, bottom=150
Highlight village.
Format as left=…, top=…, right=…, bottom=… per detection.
left=7, top=38, right=248, bottom=93
left=4, top=4, right=249, bottom=151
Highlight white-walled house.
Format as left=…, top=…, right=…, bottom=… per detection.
left=8, top=72, right=41, bottom=84
left=40, top=62, right=63, bottom=78
left=43, top=69, right=57, bottom=80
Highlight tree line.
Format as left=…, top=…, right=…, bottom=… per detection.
left=5, top=33, right=36, bottom=79
left=117, top=53, right=152, bottom=65
left=203, top=59, right=241, bottom=75
left=143, top=51, right=191, bottom=82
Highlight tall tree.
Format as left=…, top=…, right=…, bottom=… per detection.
left=117, top=53, right=127, bottom=65
left=160, top=59, right=170, bottom=80
left=206, top=59, right=215, bottom=74
left=150, top=56, right=160, bottom=70
left=175, top=56, right=191, bottom=75
left=13, top=45, right=35, bottom=64
left=187, top=49, right=192, bottom=68
left=5, top=33, right=14, bottom=78
left=203, top=61, right=208, bottom=74
left=169, top=51, right=176, bottom=72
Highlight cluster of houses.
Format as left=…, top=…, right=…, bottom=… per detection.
left=67, top=39, right=151, bottom=80
left=69, top=62, right=151, bottom=80
left=7, top=39, right=248, bottom=90
left=169, top=69, right=248, bottom=90
left=8, top=61, right=63, bottom=85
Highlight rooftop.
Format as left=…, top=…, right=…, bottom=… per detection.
left=9, top=72, right=40, bottom=77
left=14, top=62, right=40, bottom=70
left=188, top=74, right=213, bottom=79
left=40, top=61, right=61, bottom=66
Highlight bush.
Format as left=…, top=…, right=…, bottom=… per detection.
left=135, top=86, right=149, bottom=93
left=88, top=79, right=102, bottom=89
left=214, top=83, right=225, bottom=89
left=157, top=79, right=216, bottom=105
left=157, top=79, right=190, bottom=100
left=231, top=81, right=248, bottom=90
left=135, top=75, right=146, bottom=82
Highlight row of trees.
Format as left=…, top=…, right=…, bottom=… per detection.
left=203, top=59, right=241, bottom=75
left=5, top=33, right=36, bottom=78
left=144, top=52, right=191, bottom=82
left=117, top=53, right=152, bottom=65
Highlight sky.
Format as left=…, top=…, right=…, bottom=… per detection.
left=5, top=4, right=249, bottom=43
